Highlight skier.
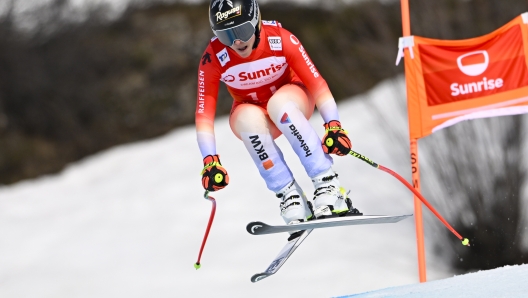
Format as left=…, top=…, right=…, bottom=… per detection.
left=196, top=0, right=360, bottom=225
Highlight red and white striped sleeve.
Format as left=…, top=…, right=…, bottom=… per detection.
left=195, top=44, right=222, bottom=158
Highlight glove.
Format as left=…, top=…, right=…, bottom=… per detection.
left=201, top=154, right=229, bottom=191
left=322, top=120, right=352, bottom=156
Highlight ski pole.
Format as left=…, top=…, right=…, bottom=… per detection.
left=348, top=150, right=470, bottom=247
left=195, top=190, right=217, bottom=269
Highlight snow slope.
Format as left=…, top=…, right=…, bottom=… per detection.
left=1, top=77, right=454, bottom=297
left=340, top=264, right=528, bottom=298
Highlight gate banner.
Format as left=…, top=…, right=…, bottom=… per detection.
left=399, top=13, right=528, bottom=139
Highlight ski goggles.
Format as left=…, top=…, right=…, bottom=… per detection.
left=214, top=21, right=256, bottom=46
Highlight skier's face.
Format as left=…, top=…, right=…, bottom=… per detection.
left=230, top=34, right=256, bottom=58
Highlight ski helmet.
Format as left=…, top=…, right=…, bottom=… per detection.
left=209, top=0, right=261, bottom=48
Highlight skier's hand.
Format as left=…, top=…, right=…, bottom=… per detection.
left=321, top=120, right=352, bottom=156
left=201, top=154, right=229, bottom=192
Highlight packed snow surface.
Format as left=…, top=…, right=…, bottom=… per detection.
left=340, top=264, right=528, bottom=298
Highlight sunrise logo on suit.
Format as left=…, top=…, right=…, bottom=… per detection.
left=219, top=56, right=288, bottom=90
left=223, top=75, right=235, bottom=82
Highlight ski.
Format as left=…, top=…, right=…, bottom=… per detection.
left=251, top=229, right=312, bottom=283
left=247, top=214, right=412, bottom=235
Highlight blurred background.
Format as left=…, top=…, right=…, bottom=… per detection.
left=1, top=0, right=527, bottom=278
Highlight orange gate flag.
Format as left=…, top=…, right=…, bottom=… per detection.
left=397, top=13, right=528, bottom=139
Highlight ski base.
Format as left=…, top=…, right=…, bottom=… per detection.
left=251, top=229, right=312, bottom=283
left=247, top=214, right=412, bottom=235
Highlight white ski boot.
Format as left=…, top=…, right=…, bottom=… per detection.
left=276, top=180, right=313, bottom=225
left=311, top=168, right=356, bottom=219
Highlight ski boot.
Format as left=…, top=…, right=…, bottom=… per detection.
left=311, top=168, right=362, bottom=219
left=276, top=180, right=314, bottom=240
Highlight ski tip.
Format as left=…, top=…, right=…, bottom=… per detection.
left=251, top=273, right=271, bottom=283
left=194, top=262, right=201, bottom=270
left=462, top=238, right=470, bottom=246
left=246, top=221, right=267, bottom=235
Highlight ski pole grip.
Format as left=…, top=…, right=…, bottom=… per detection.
left=349, top=150, right=379, bottom=168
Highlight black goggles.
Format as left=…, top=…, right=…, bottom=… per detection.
left=215, top=21, right=255, bottom=47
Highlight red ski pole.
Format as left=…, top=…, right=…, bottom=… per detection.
left=194, top=191, right=217, bottom=269
left=348, top=150, right=470, bottom=246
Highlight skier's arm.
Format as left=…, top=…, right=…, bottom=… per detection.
left=196, top=46, right=230, bottom=191
left=282, top=30, right=352, bottom=155
left=281, top=29, right=339, bottom=123
left=196, top=46, right=221, bottom=158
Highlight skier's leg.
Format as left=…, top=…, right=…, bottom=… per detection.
left=267, top=84, right=351, bottom=218
left=266, top=84, right=333, bottom=177
left=230, top=103, right=312, bottom=223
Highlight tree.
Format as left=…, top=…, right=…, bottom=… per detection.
left=420, top=115, right=528, bottom=272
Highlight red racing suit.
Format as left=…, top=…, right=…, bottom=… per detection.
left=196, top=20, right=339, bottom=158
